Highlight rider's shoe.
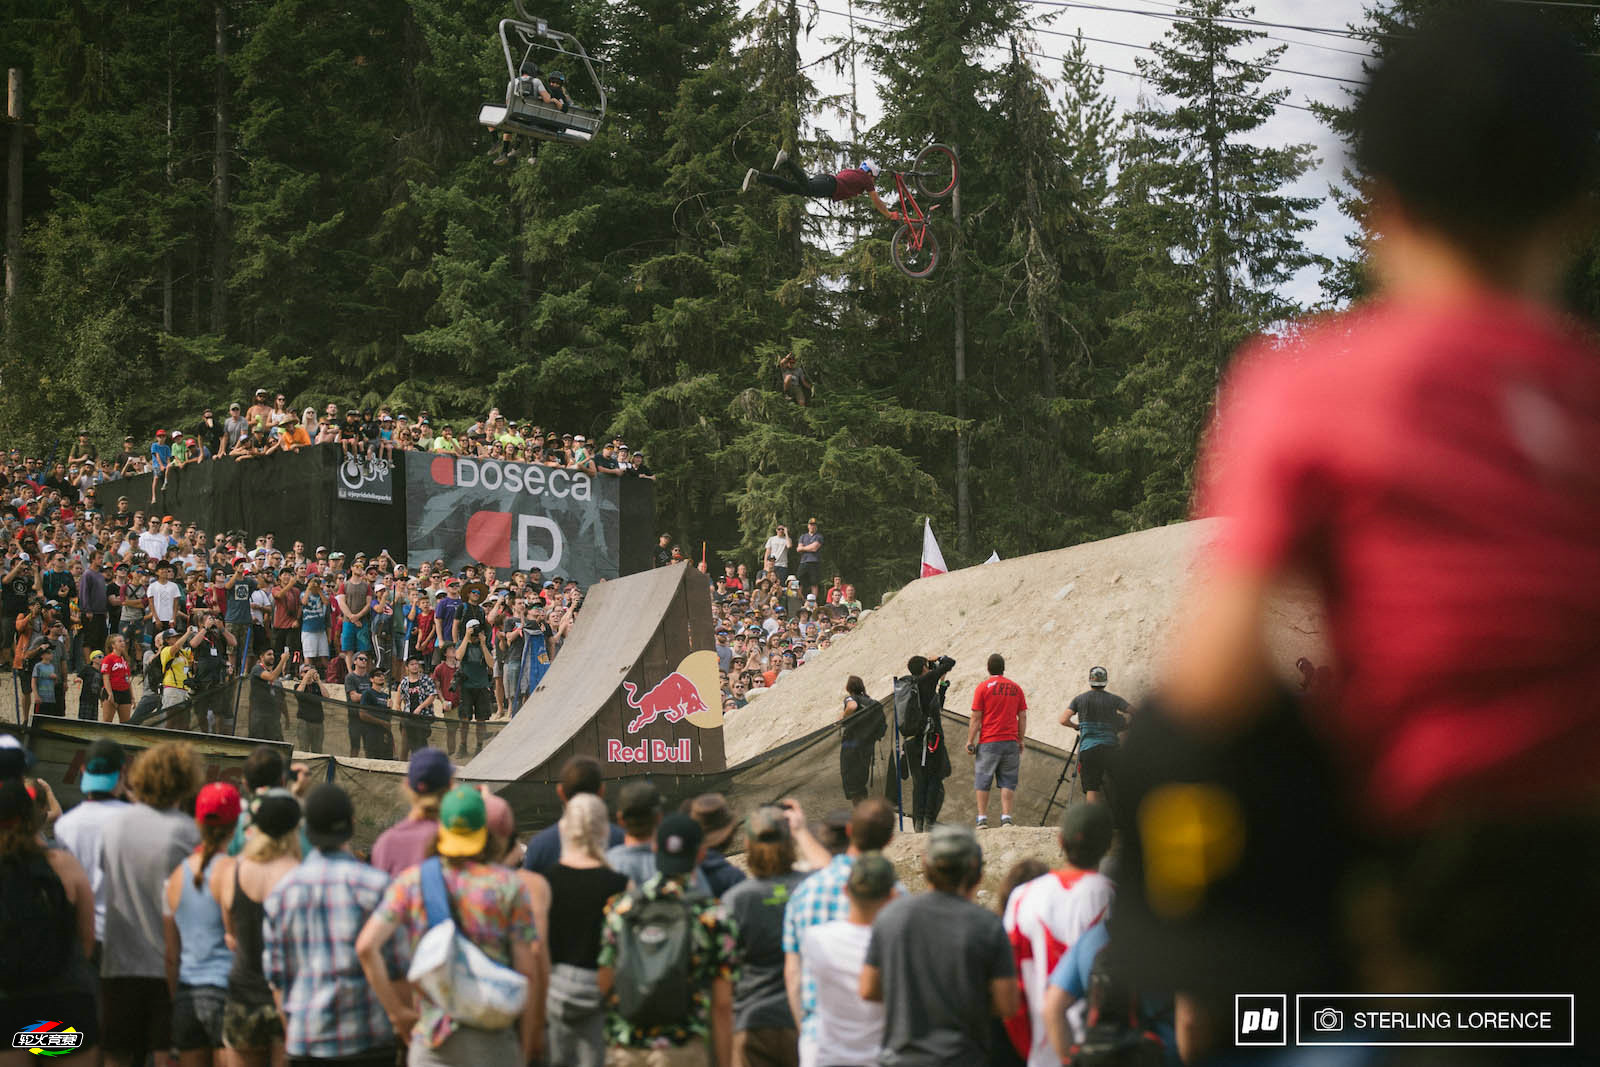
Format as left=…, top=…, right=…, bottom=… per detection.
left=773, top=148, right=789, bottom=168
left=492, top=152, right=509, bottom=166
left=742, top=168, right=757, bottom=193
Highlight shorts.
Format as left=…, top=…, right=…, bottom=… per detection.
left=1079, top=743, right=1114, bottom=792
left=172, top=983, right=228, bottom=1050
left=163, top=685, right=189, bottom=708
left=974, top=740, right=1020, bottom=791
left=1, top=988, right=100, bottom=1055
left=501, top=662, right=521, bottom=701
left=120, top=618, right=146, bottom=644
left=110, top=687, right=132, bottom=706
left=101, top=975, right=171, bottom=1059
left=796, top=561, right=821, bottom=590
left=301, top=630, right=331, bottom=659
left=461, top=686, right=494, bottom=722
left=341, top=620, right=372, bottom=653
left=223, top=995, right=284, bottom=1051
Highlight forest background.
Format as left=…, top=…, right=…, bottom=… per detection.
left=3, top=0, right=1598, bottom=598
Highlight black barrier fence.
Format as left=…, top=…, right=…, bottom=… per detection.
left=132, top=678, right=509, bottom=761
left=148, top=444, right=656, bottom=587
left=493, top=702, right=1084, bottom=839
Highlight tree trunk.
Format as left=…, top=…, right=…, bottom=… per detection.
left=163, top=55, right=174, bottom=335
left=5, top=69, right=23, bottom=311
left=212, top=0, right=230, bottom=335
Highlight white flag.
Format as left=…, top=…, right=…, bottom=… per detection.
left=982, top=550, right=1000, bottom=565
left=920, top=518, right=947, bottom=578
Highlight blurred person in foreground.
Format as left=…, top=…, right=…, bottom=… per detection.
left=722, top=808, right=807, bottom=1067
left=1140, top=6, right=1600, bottom=1057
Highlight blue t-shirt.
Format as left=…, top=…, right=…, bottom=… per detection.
left=521, top=818, right=624, bottom=875
left=225, top=579, right=254, bottom=625
left=1049, top=921, right=1179, bottom=1063
left=32, top=661, right=56, bottom=703
left=300, top=593, right=328, bottom=633
left=150, top=442, right=172, bottom=468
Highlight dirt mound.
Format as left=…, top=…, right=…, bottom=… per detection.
left=726, top=518, right=1324, bottom=764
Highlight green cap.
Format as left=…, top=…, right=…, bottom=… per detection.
left=437, top=784, right=488, bottom=858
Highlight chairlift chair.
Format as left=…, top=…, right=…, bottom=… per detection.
left=477, top=0, right=606, bottom=145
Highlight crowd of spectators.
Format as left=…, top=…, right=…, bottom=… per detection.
left=653, top=518, right=868, bottom=719
left=39, top=391, right=655, bottom=505
left=0, top=483, right=583, bottom=757
left=8, top=737, right=1104, bottom=1067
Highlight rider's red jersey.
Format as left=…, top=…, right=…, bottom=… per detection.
left=832, top=167, right=874, bottom=201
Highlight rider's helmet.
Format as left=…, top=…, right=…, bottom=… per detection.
left=519, top=57, right=541, bottom=78
left=859, top=160, right=878, bottom=175
left=1089, top=666, right=1109, bottom=688
left=548, top=70, right=566, bottom=85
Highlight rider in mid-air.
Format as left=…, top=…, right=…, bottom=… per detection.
left=743, top=150, right=897, bottom=219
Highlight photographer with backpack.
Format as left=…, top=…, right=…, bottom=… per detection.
left=596, top=813, right=739, bottom=1067
left=838, top=676, right=886, bottom=805
left=894, top=654, right=955, bottom=832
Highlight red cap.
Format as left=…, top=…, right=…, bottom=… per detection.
left=195, top=782, right=242, bottom=827
left=155, top=429, right=167, bottom=436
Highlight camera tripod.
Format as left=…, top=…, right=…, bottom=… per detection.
left=1042, top=731, right=1081, bottom=823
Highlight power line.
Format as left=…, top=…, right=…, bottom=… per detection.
left=1031, top=0, right=1380, bottom=57
left=1015, top=0, right=1405, bottom=42
left=1024, top=21, right=1366, bottom=84
left=813, top=3, right=1328, bottom=112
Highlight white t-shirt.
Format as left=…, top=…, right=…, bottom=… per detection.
left=53, top=796, right=132, bottom=942
left=137, top=531, right=168, bottom=559
left=250, top=588, right=273, bottom=626
left=764, top=535, right=791, bottom=569
left=801, top=920, right=882, bottom=1067
left=1003, top=869, right=1114, bottom=1067
left=147, top=579, right=182, bottom=623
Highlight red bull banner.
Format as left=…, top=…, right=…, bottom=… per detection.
left=606, top=650, right=722, bottom=766
left=406, top=455, right=623, bottom=585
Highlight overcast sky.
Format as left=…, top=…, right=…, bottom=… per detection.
left=752, top=0, right=1374, bottom=307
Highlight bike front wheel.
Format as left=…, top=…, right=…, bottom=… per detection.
left=912, top=143, right=958, bottom=199
left=891, top=223, right=940, bottom=279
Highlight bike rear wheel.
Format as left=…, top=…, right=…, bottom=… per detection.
left=891, top=223, right=939, bottom=279
left=911, top=143, right=958, bottom=199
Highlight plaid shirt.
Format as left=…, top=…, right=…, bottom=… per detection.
left=263, top=849, right=396, bottom=1059
left=781, top=853, right=855, bottom=1045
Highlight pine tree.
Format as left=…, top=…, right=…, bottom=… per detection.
left=1100, top=0, right=1323, bottom=527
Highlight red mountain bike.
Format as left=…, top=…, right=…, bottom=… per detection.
left=887, top=143, right=958, bottom=279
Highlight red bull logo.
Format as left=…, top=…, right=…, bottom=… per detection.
left=607, top=650, right=721, bottom=765
left=623, top=672, right=708, bottom=734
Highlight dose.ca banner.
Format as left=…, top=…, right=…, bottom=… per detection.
left=406, top=454, right=621, bottom=585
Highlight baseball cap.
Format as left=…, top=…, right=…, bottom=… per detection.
left=437, top=784, right=488, bottom=858
left=1059, top=801, right=1114, bottom=857
left=81, top=738, right=125, bottom=794
left=847, top=851, right=897, bottom=899
left=617, top=780, right=662, bottom=819
left=304, top=783, right=356, bottom=850
left=655, top=812, right=704, bottom=876
left=195, top=781, right=243, bottom=827
left=251, top=788, right=303, bottom=838
left=156, top=429, right=167, bottom=436
left=926, top=824, right=983, bottom=869
left=407, top=748, right=454, bottom=794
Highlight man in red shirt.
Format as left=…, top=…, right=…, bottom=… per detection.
left=967, top=653, right=1026, bottom=829
left=1160, top=8, right=1600, bottom=1046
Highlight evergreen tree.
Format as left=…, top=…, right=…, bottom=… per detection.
left=1100, top=0, right=1323, bottom=527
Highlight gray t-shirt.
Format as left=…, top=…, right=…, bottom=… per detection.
left=100, top=804, right=201, bottom=978
left=864, top=890, right=1014, bottom=1067
left=53, top=797, right=133, bottom=942
left=722, top=871, right=806, bottom=1031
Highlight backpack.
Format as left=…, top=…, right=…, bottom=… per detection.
left=841, top=695, right=886, bottom=747
left=1065, top=947, right=1167, bottom=1067
left=0, top=855, right=75, bottom=993
left=894, top=676, right=924, bottom=741
left=611, top=885, right=704, bottom=1029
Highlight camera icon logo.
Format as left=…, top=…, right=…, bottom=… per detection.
left=1313, top=1008, right=1345, bottom=1032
